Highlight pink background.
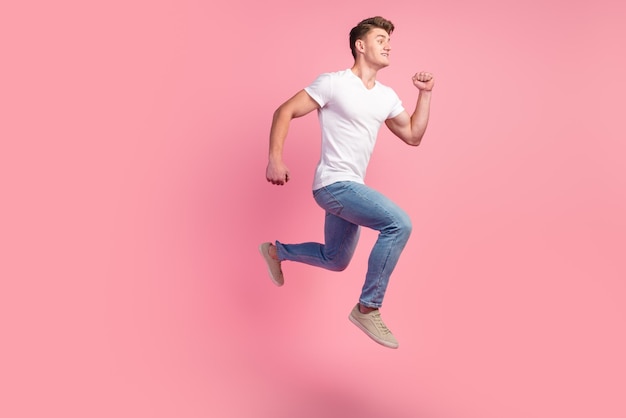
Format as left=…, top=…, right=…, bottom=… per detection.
left=2, top=0, right=625, bottom=417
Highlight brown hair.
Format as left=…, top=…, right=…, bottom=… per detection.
left=349, top=16, right=395, bottom=59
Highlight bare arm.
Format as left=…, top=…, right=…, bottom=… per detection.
left=266, top=90, right=320, bottom=185
left=385, top=72, right=435, bottom=146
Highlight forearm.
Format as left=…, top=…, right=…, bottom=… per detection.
left=409, top=89, right=432, bottom=144
left=268, top=107, right=292, bottom=162
left=266, top=107, right=293, bottom=185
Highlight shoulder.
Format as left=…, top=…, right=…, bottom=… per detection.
left=313, top=69, right=350, bottom=82
left=306, top=70, right=346, bottom=105
left=307, top=69, right=350, bottom=93
left=309, top=70, right=337, bottom=87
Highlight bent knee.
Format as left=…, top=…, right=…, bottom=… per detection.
left=327, top=259, right=351, bottom=272
left=402, top=218, right=413, bottom=236
left=393, top=214, right=413, bottom=239
left=324, top=253, right=353, bottom=272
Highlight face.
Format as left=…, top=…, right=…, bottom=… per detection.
left=358, top=27, right=391, bottom=68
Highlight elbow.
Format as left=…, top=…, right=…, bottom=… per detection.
left=273, top=104, right=294, bottom=122
left=272, top=106, right=284, bottom=121
left=406, top=136, right=422, bottom=147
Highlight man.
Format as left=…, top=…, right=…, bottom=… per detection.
left=259, top=16, right=434, bottom=349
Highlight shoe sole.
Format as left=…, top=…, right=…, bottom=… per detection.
left=258, top=243, right=284, bottom=287
left=349, top=313, right=399, bottom=349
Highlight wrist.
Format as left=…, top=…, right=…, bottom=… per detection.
left=269, top=154, right=283, bottom=163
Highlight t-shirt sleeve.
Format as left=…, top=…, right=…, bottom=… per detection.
left=304, top=73, right=332, bottom=108
left=388, top=90, right=405, bottom=119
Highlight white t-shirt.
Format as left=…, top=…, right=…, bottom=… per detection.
left=304, top=69, right=405, bottom=190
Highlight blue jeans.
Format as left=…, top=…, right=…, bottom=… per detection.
left=275, top=181, right=412, bottom=308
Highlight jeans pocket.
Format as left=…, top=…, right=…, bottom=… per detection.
left=314, top=186, right=344, bottom=215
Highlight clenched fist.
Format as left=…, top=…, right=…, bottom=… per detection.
left=266, top=159, right=290, bottom=186
left=412, top=72, right=434, bottom=91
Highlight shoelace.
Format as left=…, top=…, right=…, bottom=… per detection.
left=370, top=310, right=391, bottom=335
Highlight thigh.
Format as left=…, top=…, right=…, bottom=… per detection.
left=314, top=184, right=361, bottom=252
left=317, top=181, right=409, bottom=231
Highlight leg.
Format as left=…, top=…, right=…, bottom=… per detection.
left=326, top=182, right=410, bottom=349
left=313, top=182, right=412, bottom=309
left=275, top=207, right=361, bottom=272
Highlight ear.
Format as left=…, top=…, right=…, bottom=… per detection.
left=356, top=39, right=365, bottom=54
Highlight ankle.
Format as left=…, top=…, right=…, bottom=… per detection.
left=359, top=303, right=378, bottom=314
left=269, top=243, right=279, bottom=260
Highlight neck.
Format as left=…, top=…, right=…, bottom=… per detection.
left=351, top=61, right=379, bottom=89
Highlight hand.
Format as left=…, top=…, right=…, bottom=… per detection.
left=412, top=72, right=434, bottom=91
left=266, top=159, right=290, bottom=186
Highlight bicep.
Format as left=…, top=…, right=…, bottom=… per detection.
left=385, top=110, right=411, bottom=141
left=279, top=89, right=320, bottom=119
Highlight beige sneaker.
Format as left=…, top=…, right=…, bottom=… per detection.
left=349, top=304, right=399, bottom=349
left=259, top=242, right=284, bottom=286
